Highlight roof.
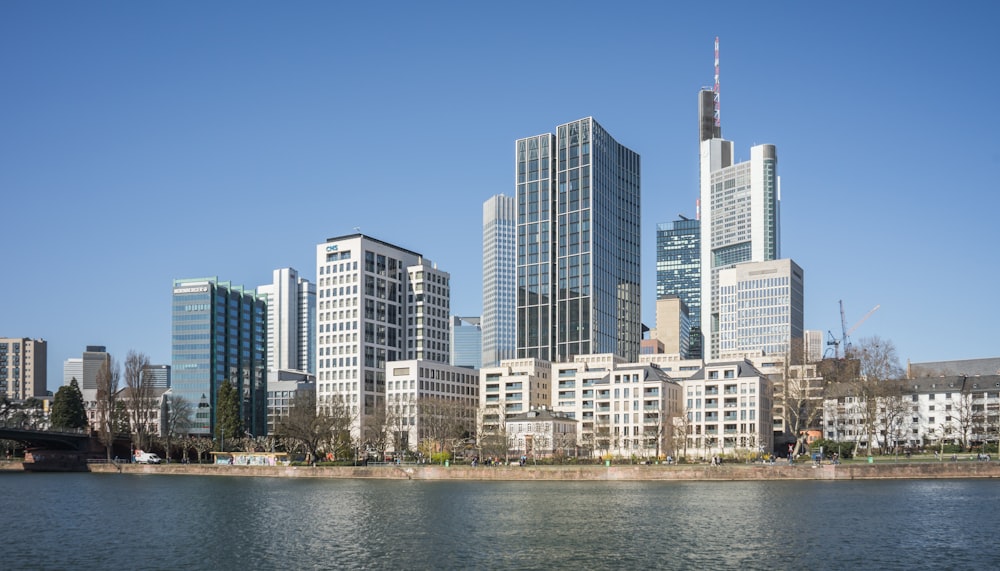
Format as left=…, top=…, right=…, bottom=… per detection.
left=506, top=409, right=577, bottom=423
left=686, top=359, right=766, bottom=380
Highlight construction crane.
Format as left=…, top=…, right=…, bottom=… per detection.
left=826, top=301, right=880, bottom=359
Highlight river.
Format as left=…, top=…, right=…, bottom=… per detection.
left=1, top=473, right=997, bottom=570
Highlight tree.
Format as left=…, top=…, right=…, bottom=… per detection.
left=477, top=403, right=511, bottom=462
left=850, top=336, right=904, bottom=455
left=95, top=355, right=121, bottom=460
left=163, top=394, right=193, bottom=462
left=775, top=343, right=826, bottom=458
left=50, top=378, right=88, bottom=430
left=417, top=397, right=475, bottom=463
left=123, top=350, right=157, bottom=451
left=361, top=405, right=393, bottom=462
left=216, top=379, right=243, bottom=450
left=276, top=390, right=342, bottom=463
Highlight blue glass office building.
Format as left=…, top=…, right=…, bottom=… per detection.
left=516, top=118, right=641, bottom=363
left=656, top=217, right=702, bottom=358
left=171, top=278, right=267, bottom=436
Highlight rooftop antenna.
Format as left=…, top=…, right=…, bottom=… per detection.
left=713, top=36, right=720, bottom=132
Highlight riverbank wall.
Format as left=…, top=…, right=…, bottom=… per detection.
left=45, top=460, right=1000, bottom=481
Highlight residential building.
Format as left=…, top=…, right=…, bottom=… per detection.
left=315, top=234, right=450, bottom=438
left=478, top=358, right=551, bottom=440
left=385, top=360, right=479, bottom=457
left=656, top=217, right=702, bottom=358
left=257, top=267, right=316, bottom=378
left=516, top=117, right=641, bottom=363
left=907, top=358, right=1000, bottom=378
left=506, top=408, right=578, bottom=459
left=717, top=259, right=803, bottom=360
left=450, top=316, right=482, bottom=369
left=482, top=194, right=517, bottom=368
left=171, top=278, right=268, bottom=436
left=699, top=83, right=781, bottom=360
left=550, top=354, right=683, bottom=459
left=0, top=337, right=47, bottom=399
left=682, top=360, right=773, bottom=458
left=266, top=371, right=315, bottom=435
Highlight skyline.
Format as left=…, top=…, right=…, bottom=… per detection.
left=3, top=2, right=999, bottom=392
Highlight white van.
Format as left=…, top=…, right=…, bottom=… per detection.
left=135, top=451, right=162, bottom=464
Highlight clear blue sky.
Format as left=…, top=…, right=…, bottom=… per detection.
left=3, top=1, right=998, bottom=392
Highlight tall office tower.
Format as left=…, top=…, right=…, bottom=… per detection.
left=258, top=268, right=316, bottom=377
left=482, top=194, right=517, bottom=368
left=63, top=358, right=82, bottom=387
left=171, top=278, right=268, bottom=436
left=655, top=217, right=702, bottom=358
left=698, top=40, right=780, bottom=360
left=516, top=117, right=641, bottom=363
left=803, top=330, right=824, bottom=363
left=717, top=259, right=803, bottom=359
left=450, top=316, right=483, bottom=369
left=315, top=234, right=450, bottom=437
left=81, top=345, right=109, bottom=392
left=0, top=337, right=47, bottom=399
left=143, top=364, right=171, bottom=389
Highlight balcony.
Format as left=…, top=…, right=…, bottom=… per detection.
left=558, top=380, right=576, bottom=389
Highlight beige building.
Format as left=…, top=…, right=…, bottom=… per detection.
left=479, top=358, right=551, bottom=435
left=386, top=359, right=479, bottom=456
left=681, top=360, right=773, bottom=459
left=506, top=408, right=578, bottom=459
left=0, top=337, right=47, bottom=399
left=651, top=296, right=691, bottom=357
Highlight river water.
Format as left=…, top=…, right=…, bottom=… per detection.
left=1, top=472, right=997, bottom=570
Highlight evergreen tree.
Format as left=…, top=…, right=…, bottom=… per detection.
left=50, top=378, right=88, bottom=430
left=215, top=379, right=243, bottom=450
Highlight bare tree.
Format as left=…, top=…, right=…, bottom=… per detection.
left=163, top=394, right=193, bottom=462
left=954, top=391, right=979, bottom=451
left=418, top=397, right=475, bottom=463
left=477, top=403, right=511, bottom=463
left=361, top=405, right=393, bottom=462
left=123, top=350, right=157, bottom=452
left=277, top=391, right=340, bottom=464
left=850, top=336, right=904, bottom=455
left=95, top=355, right=121, bottom=460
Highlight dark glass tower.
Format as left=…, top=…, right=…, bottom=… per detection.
left=516, top=118, right=641, bottom=363
left=171, top=278, right=268, bottom=436
left=656, top=217, right=702, bottom=359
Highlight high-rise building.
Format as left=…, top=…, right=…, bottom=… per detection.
left=655, top=217, right=702, bottom=358
left=482, top=194, right=517, bottom=368
left=803, top=330, right=824, bottom=363
left=81, top=345, right=109, bottom=392
left=315, top=234, right=450, bottom=437
left=450, top=316, right=482, bottom=369
left=144, top=364, right=171, bottom=389
left=257, top=268, right=316, bottom=377
left=171, top=278, right=268, bottom=436
left=698, top=90, right=780, bottom=360
left=0, top=337, right=47, bottom=399
left=63, top=358, right=82, bottom=387
left=652, top=296, right=691, bottom=357
left=516, top=117, right=641, bottom=363
left=717, top=259, right=803, bottom=359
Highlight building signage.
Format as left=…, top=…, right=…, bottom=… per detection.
left=173, top=286, right=209, bottom=294
left=326, top=245, right=339, bottom=252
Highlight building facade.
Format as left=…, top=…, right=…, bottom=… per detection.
left=652, top=296, right=691, bottom=358
left=656, top=217, right=702, bottom=358
left=315, top=234, right=450, bottom=438
left=682, top=360, right=773, bottom=458
left=479, top=358, right=552, bottom=439
left=0, top=337, right=47, bottom=399
left=266, top=371, right=315, bottom=436
left=717, top=259, right=803, bottom=360
left=450, top=316, right=482, bottom=370
left=143, top=364, right=171, bottom=390
left=257, top=267, right=316, bottom=378
left=385, top=359, right=479, bottom=457
left=482, top=194, right=517, bottom=368
left=171, top=278, right=268, bottom=436
left=516, top=117, right=641, bottom=363
left=506, top=408, right=578, bottom=459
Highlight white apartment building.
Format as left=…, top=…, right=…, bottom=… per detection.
left=315, top=234, right=450, bottom=437
left=479, top=358, right=551, bottom=434
left=681, top=360, right=773, bottom=459
left=385, top=360, right=479, bottom=456
left=506, top=408, right=578, bottom=459
left=717, top=259, right=803, bottom=361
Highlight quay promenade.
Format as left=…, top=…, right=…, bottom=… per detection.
left=6, top=458, right=997, bottom=481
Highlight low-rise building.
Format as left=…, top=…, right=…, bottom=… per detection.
left=506, top=408, right=578, bottom=459
left=386, top=360, right=479, bottom=457
left=681, top=360, right=773, bottom=459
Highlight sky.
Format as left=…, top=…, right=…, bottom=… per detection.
left=3, top=1, right=999, bottom=393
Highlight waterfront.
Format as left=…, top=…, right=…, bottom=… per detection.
left=2, top=473, right=999, bottom=570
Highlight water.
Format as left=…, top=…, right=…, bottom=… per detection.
left=1, top=472, right=998, bottom=570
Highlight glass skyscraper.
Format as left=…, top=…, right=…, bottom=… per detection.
left=171, top=278, right=268, bottom=436
left=655, top=217, right=702, bottom=358
left=482, top=194, right=516, bottom=368
left=450, top=316, right=482, bottom=369
left=516, top=117, right=641, bottom=363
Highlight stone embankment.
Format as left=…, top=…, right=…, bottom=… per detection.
left=68, top=460, right=1000, bottom=481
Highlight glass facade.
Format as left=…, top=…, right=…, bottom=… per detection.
left=517, top=118, right=641, bottom=363
left=171, top=278, right=268, bottom=436
left=656, top=218, right=702, bottom=358
left=482, top=194, right=516, bottom=368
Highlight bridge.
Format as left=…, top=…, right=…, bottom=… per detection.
left=0, top=424, right=92, bottom=450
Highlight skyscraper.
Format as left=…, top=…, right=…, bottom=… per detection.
left=516, top=117, right=641, bottom=363
left=482, top=194, right=517, bottom=368
left=655, top=217, right=702, bottom=358
left=257, top=267, right=316, bottom=377
left=0, top=337, right=47, bottom=399
left=450, top=316, right=482, bottom=369
left=698, top=88, right=780, bottom=359
left=171, top=278, right=268, bottom=436
left=315, top=234, right=450, bottom=437
left=717, top=259, right=803, bottom=359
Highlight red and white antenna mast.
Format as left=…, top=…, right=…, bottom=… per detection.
left=713, top=36, right=720, bottom=130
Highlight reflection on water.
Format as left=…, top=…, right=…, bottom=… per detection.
left=2, top=473, right=999, bottom=570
